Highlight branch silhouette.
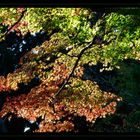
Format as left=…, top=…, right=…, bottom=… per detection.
left=0, top=8, right=27, bottom=40
left=49, top=35, right=101, bottom=111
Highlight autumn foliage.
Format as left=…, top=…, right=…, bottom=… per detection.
left=1, top=7, right=140, bottom=133
left=0, top=36, right=122, bottom=132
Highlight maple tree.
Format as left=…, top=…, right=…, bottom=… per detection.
left=0, top=7, right=140, bottom=133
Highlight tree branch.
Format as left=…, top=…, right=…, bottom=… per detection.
left=0, top=8, right=27, bottom=40
left=49, top=12, right=107, bottom=111
left=49, top=35, right=100, bottom=110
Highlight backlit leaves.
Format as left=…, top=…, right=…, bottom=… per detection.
left=1, top=7, right=140, bottom=132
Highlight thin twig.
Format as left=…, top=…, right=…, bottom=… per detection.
left=0, top=8, right=27, bottom=40
left=49, top=12, right=107, bottom=111
left=49, top=35, right=99, bottom=109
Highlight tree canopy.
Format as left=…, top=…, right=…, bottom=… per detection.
left=0, top=7, right=140, bottom=133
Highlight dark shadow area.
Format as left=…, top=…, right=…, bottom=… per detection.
left=0, top=112, right=91, bottom=133
left=82, top=58, right=140, bottom=132
left=0, top=112, right=43, bottom=133
left=82, top=61, right=118, bottom=93
left=72, top=115, right=89, bottom=133
left=9, top=76, right=41, bottom=97
left=0, top=29, right=58, bottom=76
left=0, top=93, right=7, bottom=112
left=55, top=113, right=91, bottom=133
